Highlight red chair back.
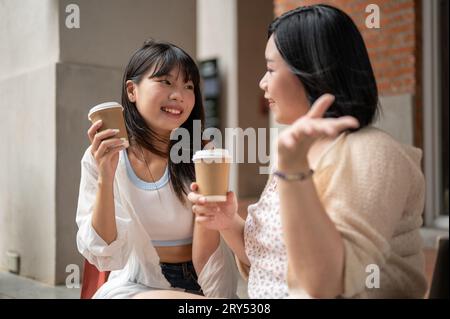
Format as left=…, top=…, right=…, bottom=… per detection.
left=80, top=259, right=110, bottom=299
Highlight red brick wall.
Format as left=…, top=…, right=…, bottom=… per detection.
left=273, top=0, right=417, bottom=96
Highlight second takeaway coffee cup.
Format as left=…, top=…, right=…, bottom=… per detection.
left=193, top=149, right=231, bottom=202
left=88, top=102, right=129, bottom=148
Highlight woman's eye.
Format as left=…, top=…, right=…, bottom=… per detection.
left=160, top=79, right=171, bottom=85
left=185, top=84, right=194, bottom=90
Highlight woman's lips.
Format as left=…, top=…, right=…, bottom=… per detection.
left=161, top=105, right=183, bottom=114
left=161, top=106, right=183, bottom=119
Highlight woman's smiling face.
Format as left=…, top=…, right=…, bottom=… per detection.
left=126, top=66, right=195, bottom=136
left=259, top=35, right=310, bottom=125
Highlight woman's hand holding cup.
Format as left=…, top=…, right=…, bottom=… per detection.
left=87, top=120, right=127, bottom=183
left=188, top=182, right=238, bottom=231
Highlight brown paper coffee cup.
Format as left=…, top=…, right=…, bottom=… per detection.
left=88, top=102, right=129, bottom=148
left=193, top=149, right=231, bottom=202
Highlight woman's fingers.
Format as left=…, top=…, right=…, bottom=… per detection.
left=192, top=204, right=219, bottom=216
left=301, top=121, right=315, bottom=136
left=304, top=120, right=331, bottom=137
left=190, top=182, right=199, bottom=191
left=87, top=120, right=103, bottom=143
left=104, top=142, right=127, bottom=158
left=195, top=215, right=214, bottom=223
left=286, top=94, right=358, bottom=146
left=91, top=129, right=120, bottom=153
left=308, top=117, right=359, bottom=137
left=219, top=191, right=236, bottom=208
left=306, top=94, right=335, bottom=119
left=95, top=138, right=125, bottom=159
left=189, top=191, right=235, bottom=218
left=187, top=191, right=204, bottom=204
left=290, top=116, right=360, bottom=142
left=333, top=116, right=360, bottom=131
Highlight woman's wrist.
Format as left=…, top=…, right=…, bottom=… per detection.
left=277, top=158, right=310, bottom=174
left=97, top=176, right=114, bottom=189
left=220, top=213, right=243, bottom=234
left=194, top=221, right=221, bottom=243
left=274, top=168, right=314, bottom=182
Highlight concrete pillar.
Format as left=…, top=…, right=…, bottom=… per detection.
left=1, top=0, right=196, bottom=285
left=197, top=0, right=273, bottom=199
left=0, top=0, right=59, bottom=285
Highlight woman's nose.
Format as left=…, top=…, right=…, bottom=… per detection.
left=169, top=89, right=184, bottom=102
left=259, top=73, right=268, bottom=91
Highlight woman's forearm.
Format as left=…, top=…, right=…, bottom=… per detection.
left=192, top=214, right=250, bottom=276
left=278, top=177, right=344, bottom=298
left=192, top=222, right=220, bottom=275
left=220, top=214, right=250, bottom=266
left=91, top=179, right=117, bottom=245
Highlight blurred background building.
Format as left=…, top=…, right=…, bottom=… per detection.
left=0, top=0, right=448, bottom=295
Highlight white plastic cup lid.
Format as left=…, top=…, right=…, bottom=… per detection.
left=88, top=102, right=123, bottom=120
left=192, top=149, right=231, bottom=162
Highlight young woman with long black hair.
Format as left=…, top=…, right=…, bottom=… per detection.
left=76, top=40, right=237, bottom=298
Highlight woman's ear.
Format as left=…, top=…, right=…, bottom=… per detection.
left=126, top=80, right=136, bottom=102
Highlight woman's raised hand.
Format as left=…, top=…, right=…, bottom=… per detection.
left=87, top=120, right=127, bottom=182
left=277, top=94, right=360, bottom=171
left=188, top=183, right=238, bottom=231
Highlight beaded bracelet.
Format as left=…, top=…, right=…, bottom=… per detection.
left=273, top=168, right=314, bottom=181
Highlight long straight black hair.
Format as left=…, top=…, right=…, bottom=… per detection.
left=268, top=4, right=379, bottom=128
left=121, top=39, right=205, bottom=204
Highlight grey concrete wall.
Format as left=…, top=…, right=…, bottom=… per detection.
left=0, top=0, right=59, bottom=80
left=55, top=0, right=196, bottom=284
left=236, top=0, right=273, bottom=198
left=197, top=0, right=239, bottom=193
left=375, top=94, right=415, bottom=146
left=1, top=0, right=196, bottom=285
left=59, top=0, right=196, bottom=68
left=54, top=62, right=123, bottom=284
left=0, top=0, right=59, bottom=284
left=197, top=0, right=273, bottom=198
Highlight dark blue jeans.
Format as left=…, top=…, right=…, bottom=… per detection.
left=160, top=261, right=203, bottom=295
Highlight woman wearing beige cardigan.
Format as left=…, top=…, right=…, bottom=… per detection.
left=135, top=4, right=427, bottom=299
